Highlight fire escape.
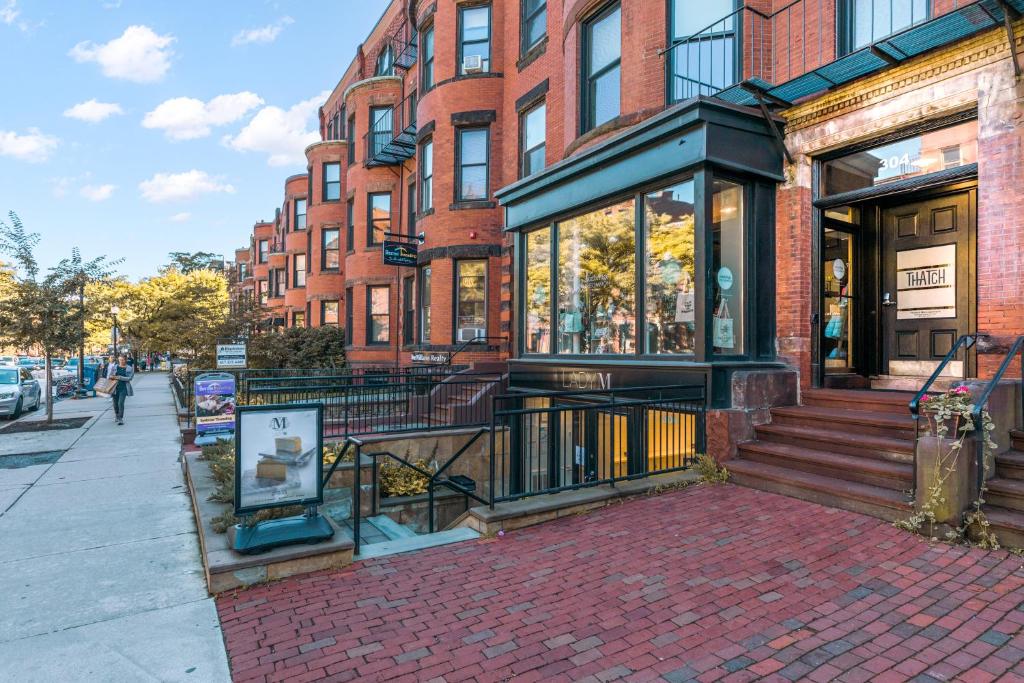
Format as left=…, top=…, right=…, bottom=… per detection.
left=364, top=25, right=419, bottom=168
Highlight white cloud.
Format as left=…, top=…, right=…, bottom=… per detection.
left=0, top=128, right=59, bottom=162
left=1, top=0, right=18, bottom=25
left=142, top=92, right=263, bottom=141
left=80, top=184, right=116, bottom=201
left=222, top=91, right=326, bottom=166
left=64, top=99, right=125, bottom=123
left=139, top=170, right=235, bottom=203
left=69, top=25, right=175, bottom=83
left=231, top=16, right=293, bottom=47
left=169, top=212, right=191, bottom=222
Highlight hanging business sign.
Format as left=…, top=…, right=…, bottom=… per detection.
left=234, top=404, right=324, bottom=515
left=896, top=244, right=956, bottom=320
left=194, top=373, right=237, bottom=441
left=382, top=240, right=418, bottom=267
left=216, top=343, right=247, bottom=369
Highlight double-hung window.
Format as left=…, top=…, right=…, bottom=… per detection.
left=322, top=300, right=339, bottom=325
left=522, top=0, right=547, bottom=55
left=421, top=25, right=435, bottom=90
left=322, top=228, right=340, bottom=269
left=455, top=261, right=487, bottom=342
left=375, top=45, right=394, bottom=76
left=581, top=3, right=621, bottom=133
left=369, top=106, right=393, bottom=158
left=457, top=128, right=489, bottom=201
left=419, top=266, right=432, bottom=343
left=368, top=193, right=390, bottom=246
left=458, top=5, right=491, bottom=74
left=420, top=139, right=433, bottom=211
left=258, top=239, right=268, bottom=263
left=668, top=0, right=737, bottom=102
left=346, top=200, right=354, bottom=251
left=294, top=198, right=307, bottom=230
left=520, top=102, right=546, bottom=178
left=367, top=286, right=390, bottom=344
left=293, top=311, right=305, bottom=328
left=345, top=288, right=353, bottom=335
left=323, top=163, right=341, bottom=201
left=293, top=254, right=306, bottom=287
left=275, top=269, right=286, bottom=296
left=347, top=114, right=356, bottom=164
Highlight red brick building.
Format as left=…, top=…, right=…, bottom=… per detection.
left=233, top=0, right=1024, bottom=528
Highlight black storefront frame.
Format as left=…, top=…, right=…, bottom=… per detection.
left=808, top=111, right=980, bottom=387
left=514, top=165, right=775, bottom=366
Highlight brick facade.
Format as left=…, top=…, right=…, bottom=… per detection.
left=231, top=0, right=1024, bottom=387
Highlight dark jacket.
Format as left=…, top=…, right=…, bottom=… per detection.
left=108, top=364, right=135, bottom=397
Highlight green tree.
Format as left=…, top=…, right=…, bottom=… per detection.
left=165, top=251, right=224, bottom=274
left=0, top=212, right=118, bottom=421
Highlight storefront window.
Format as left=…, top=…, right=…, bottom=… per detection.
left=456, top=261, right=487, bottom=342
left=644, top=180, right=695, bottom=354
left=525, top=227, right=551, bottom=353
left=711, top=180, right=744, bottom=355
left=557, top=199, right=635, bottom=354
left=822, top=120, right=978, bottom=196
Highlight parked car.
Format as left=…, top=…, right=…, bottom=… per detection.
left=0, top=366, right=42, bottom=419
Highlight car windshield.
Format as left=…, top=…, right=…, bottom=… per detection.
left=0, top=369, right=18, bottom=384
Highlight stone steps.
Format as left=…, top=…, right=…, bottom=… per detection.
left=736, top=440, right=912, bottom=491
left=770, top=405, right=916, bottom=440
left=753, top=422, right=914, bottom=464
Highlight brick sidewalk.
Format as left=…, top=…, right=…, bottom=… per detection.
left=217, top=484, right=1024, bottom=683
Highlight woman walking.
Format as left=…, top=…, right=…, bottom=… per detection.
left=107, top=354, right=134, bottom=425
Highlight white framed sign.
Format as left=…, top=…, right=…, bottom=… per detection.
left=216, top=343, right=247, bottom=369
left=234, top=404, right=323, bottom=515
left=896, top=244, right=956, bottom=320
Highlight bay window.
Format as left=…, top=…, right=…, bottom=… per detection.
left=420, top=266, right=432, bottom=343
left=711, top=179, right=744, bottom=355
left=456, top=261, right=487, bottom=343
left=457, top=128, right=489, bottom=201
left=368, top=192, right=390, bottom=246
left=322, top=228, right=340, bottom=270
left=420, top=139, right=433, bottom=211
left=367, top=286, right=390, bottom=344
left=581, top=3, right=621, bottom=133
left=458, top=5, right=491, bottom=74
left=421, top=25, right=435, bottom=90
left=645, top=180, right=696, bottom=354
left=293, top=253, right=306, bottom=287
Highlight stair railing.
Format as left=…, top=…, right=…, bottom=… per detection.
left=908, top=334, right=975, bottom=487
left=438, top=335, right=508, bottom=368
left=968, top=336, right=1024, bottom=498
left=427, top=427, right=490, bottom=533
left=320, top=437, right=364, bottom=553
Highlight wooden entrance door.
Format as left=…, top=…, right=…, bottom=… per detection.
left=881, top=190, right=974, bottom=375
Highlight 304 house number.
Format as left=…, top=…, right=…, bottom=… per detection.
left=880, top=153, right=915, bottom=170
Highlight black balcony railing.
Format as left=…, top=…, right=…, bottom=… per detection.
left=364, top=90, right=417, bottom=166
left=663, top=0, right=1010, bottom=108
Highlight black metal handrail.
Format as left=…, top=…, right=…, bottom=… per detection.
left=427, top=427, right=490, bottom=532
left=488, top=383, right=707, bottom=508
left=437, top=335, right=508, bottom=367
left=968, top=336, right=1024, bottom=496
left=320, top=437, right=364, bottom=553
left=908, top=334, right=975, bottom=488
left=909, top=335, right=976, bottom=418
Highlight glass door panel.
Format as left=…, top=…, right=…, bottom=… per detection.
left=823, top=229, right=855, bottom=373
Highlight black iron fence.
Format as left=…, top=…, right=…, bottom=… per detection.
left=183, top=365, right=503, bottom=439
left=488, top=384, right=706, bottom=505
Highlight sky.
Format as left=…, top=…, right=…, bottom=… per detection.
left=0, top=0, right=388, bottom=279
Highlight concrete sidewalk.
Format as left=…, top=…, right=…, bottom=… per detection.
left=0, top=372, right=231, bottom=682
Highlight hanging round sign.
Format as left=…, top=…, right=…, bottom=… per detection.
left=832, top=258, right=846, bottom=281
left=717, top=266, right=734, bottom=291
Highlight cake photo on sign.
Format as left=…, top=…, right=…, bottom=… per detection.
left=236, top=406, right=321, bottom=512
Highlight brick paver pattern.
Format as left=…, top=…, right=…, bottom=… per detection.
left=217, top=484, right=1024, bottom=682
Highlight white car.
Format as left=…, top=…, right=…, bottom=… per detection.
left=0, top=366, right=42, bottom=419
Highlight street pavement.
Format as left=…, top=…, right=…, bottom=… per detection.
left=0, top=372, right=231, bottom=682
left=219, top=484, right=1024, bottom=683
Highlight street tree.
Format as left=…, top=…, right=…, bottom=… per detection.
left=165, top=251, right=224, bottom=274
left=0, top=212, right=119, bottom=421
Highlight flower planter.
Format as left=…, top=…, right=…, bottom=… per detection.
left=915, top=434, right=973, bottom=527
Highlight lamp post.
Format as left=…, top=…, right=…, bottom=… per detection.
left=110, top=305, right=120, bottom=356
